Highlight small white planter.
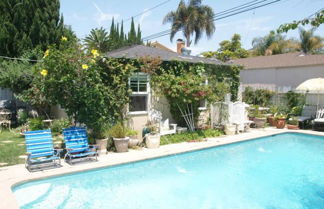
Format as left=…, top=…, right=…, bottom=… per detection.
left=224, top=124, right=236, bottom=135
left=128, top=136, right=139, bottom=148
left=145, top=134, right=160, bottom=149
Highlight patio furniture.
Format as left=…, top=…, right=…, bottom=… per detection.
left=297, top=105, right=317, bottom=129
left=159, top=118, right=177, bottom=135
left=313, top=109, right=324, bottom=131
left=63, top=127, right=98, bottom=165
left=0, top=109, right=12, bottom=130
left=231, top=102, right=253, bottom=132
left=24, top=129, right=62, bottom=172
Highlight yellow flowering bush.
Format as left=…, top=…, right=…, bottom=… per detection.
left=61, top=36, right=68, bottom=41
left=91, top=49, right=99, bottom=58
left=82, top=64, right=89, bottom=70
left=43, top=49, right=49, bottom=58
left=40, top=69, right=48, bottom=77
left=28, top=42, right=136, bottom=137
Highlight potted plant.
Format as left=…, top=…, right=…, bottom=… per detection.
left=251, top=106, right=267, bottom=128
left=267, top=106, right=278, bottom=126
left=287, top=117, right=299, bottom=129
left=109, top=123, right=129, bottom=152
left=127, top=129, right=139, bottom=148
left=94, top=126, right=109, bottom=155
left=224, top=124, right=236, bottom=135
left=144, top=121, right=160, bottom=149
left=275, top=113, right=287, bottom=129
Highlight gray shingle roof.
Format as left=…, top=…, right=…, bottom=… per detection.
left=232, top=52, right=324, bottom=69
left=106, top=45, right=227, bottom=65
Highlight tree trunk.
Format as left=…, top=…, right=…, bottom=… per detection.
left=186, top=32, right=191, bottom=47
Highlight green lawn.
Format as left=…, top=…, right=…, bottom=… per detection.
left=0, top=129, right=64, bottom=167
left=0, top=130, right=26, bottom=166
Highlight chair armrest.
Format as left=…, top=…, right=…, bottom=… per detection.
left=54, top=149, right=63, bottom=155
left=89, top=145, right=99, bottom=152
left=170, top=124, right=177, bottom=130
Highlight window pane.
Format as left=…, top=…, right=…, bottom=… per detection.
left=130, top=74, right=148, bottom=93
left=199, top=100, right=206, bottom=108
left=129, top=95, right=147, bottom=112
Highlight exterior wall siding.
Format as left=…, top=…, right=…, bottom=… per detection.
left=240, top=65, right=324, bottom=92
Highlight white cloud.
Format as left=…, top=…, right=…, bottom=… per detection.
left=93, top=3, right=119, bottom=26
left=139, top=9, right=152, bottom=26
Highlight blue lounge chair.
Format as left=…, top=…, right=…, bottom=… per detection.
left=63, top=127, right=98, bottom=164
left=24, top=129, right=62, bottom=172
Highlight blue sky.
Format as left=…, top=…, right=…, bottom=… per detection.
left=61, top=0, right=324, bottom=55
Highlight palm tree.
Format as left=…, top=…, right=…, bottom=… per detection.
left=163, top=0, right=215, bottom=47
left=84, top=27, right=110, bottom=53
left=252, top=31, right=299, bottom=56
left=298, top=28, right=323, bottom=54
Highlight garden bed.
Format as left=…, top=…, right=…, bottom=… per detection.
left=160, top=129, right=223, bottom=145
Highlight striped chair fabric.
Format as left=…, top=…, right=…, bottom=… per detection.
left=24, top=129, right=61, bottom=171
left=63, top=127, right=98, bottom=164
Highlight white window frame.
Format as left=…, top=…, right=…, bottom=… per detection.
left=128, top=72, right=150, bottom=115
left=198, top=79, right=208, bottom=110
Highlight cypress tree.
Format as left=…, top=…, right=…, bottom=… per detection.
left=0, top=0, right=65, bottom=57
left=137, top=24, right=142, bottom=44
left=110, top=17, right=115, bottom=40
left=120, top=21, right=125, bottom=44
left=128, top=17, right=137, bottom=44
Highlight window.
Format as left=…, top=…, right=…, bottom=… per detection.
left=199, top=79, right=208, bottom=110
left=129, top=73, right=149, bottom=113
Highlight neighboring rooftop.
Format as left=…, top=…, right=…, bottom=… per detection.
left=232, top=52, right=324, bottom=69
left=150, top=41, right=174, bottom=52
left=106, top=45, right=227, bottom=65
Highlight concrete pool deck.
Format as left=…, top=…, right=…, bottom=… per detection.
left=1, top=128, right=324, bottom=209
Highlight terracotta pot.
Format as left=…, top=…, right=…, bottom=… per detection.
left=113, top=137, right=129, bottom=152
left=145, top=134, right=160, bottom=149
left=276, top=119, right=286, bottom=129
left=287, top=124, right=299, bottom=130
left=267, top=116, right=277, bottom=126
left=96, top=138, right=108, bottom=154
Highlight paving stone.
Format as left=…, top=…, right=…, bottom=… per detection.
left=1, top=140, right=13, bottom=143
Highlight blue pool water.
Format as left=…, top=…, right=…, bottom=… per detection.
left=13, top=133, right=324, bottom=209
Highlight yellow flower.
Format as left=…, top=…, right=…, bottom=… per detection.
left=61, top=36, right=68, bottom=41
left=91, top=49, right=99, bottom=58
left=90, top=59, right=96, bottom=64
left=40, top=69, right=48, bottom=77
left=43, top=49, right=49, bottom=58
left=82, top=64, right=89, bottom=70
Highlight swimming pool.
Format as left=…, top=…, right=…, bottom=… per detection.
left=13, top=133, right=324, bottom=209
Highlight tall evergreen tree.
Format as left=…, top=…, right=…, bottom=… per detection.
left=0, top=0, right=66, bottom=57
left=128, top=18, right=137, bottom=44
left=110, top=17, right=115, bottom=40
left=137, top=24, right=142, bottom=44
left=120, top=21, right=125, bottom=43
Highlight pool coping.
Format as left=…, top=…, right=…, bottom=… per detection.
left=1, top=128, right=324, bottom=209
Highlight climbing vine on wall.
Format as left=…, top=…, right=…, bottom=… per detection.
left=136, top=56, right=241, bottom=126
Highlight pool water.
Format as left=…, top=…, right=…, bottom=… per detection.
left=13, top=133, right=324, bottom=209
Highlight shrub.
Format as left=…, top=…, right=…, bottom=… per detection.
left=27, top=118, right=44, bottom=131
left=243, top=87, right=274, bottom=106
left=126, top=129, right=138, bottom=137
left=17, top=109, right=28, bottom=125
left=287, top=117, right=298, bottom=125
left=51, top=118, right=71, bottom=134
left=160, top=129, right=223, bottom=145
left=109, top=123, right=127, bottom=138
